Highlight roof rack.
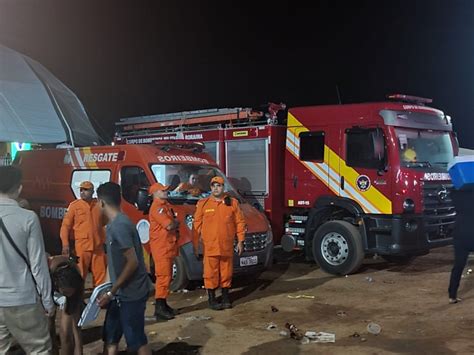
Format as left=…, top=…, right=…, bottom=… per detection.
left=117, top=107, right=264, bottom=132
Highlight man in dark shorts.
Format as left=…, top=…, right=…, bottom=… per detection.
left=96, top=182, right=151, bottom=355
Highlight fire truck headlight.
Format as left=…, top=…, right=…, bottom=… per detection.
left=403, top=199, right=415, bottom=213
left=185, top=215, right=194, bottom=230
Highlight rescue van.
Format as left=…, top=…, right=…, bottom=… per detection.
left=115, top=94, right=458, bottom=275
left=15, top=143, right=273, bottom=290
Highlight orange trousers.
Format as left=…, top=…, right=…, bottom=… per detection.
left=154, top=257, right=174, bottom=299
left=203, top=255, right=233, bottom=289
left=76, top=249, right=107, bottom=286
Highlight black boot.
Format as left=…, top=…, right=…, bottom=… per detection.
left=207, top=289, right=222, bottom=311
left=221, top=288, right=232, bottom=309
left=154, top=299, right=174, bottom=320
left=164, top=299, right=176, bottom=315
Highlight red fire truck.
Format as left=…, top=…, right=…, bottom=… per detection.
left=114, top=95, right=457, bottom=275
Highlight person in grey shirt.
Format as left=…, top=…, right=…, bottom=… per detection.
left=96, top=182, right=151, bottom=355
left=0, top=166, right=55, bottom=354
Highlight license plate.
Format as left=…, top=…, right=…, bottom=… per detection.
left=240, top=255, right=258, bottom=267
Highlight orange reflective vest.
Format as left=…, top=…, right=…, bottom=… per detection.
left=60, top=199, right=105, bottom=252
left=193, top=196, right=246, bottom=257
left=149, top=198, right=178, bottom=258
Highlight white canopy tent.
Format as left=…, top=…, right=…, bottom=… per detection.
left=0, top=44, right=102, bottom=146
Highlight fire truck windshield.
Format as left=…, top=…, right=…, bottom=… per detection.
left=395, top=128, right=454, bottom=169
left=150, top=164, right=241, bottom=202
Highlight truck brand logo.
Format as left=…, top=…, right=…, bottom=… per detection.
left=437, top=186, right=448, bottom=201
left=423, top=172, right=451, bottom=181
left=356, top=175, right=371, bottom=192
left=83, top=152, right=119, bottom=163
left=40, top=206, right=67, bottom=220
left=157, top=155, right=209, bottom=164
left=233, top=131, right=249, bottom=137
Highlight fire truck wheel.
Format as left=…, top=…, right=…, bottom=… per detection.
left=170, top=256, right=189, bottom=292
left=312, top=220, right=364, bottom=275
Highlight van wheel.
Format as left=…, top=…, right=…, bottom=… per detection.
left=312, top=220, right=364, bottom=275
left=170, top=256, right=189, bottom=292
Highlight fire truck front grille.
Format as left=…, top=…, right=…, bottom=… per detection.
left=234, top=233, right=268, bottom=252
left=422, top=183, right=456, bottom=241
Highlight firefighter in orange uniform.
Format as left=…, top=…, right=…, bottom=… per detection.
left=193, top=176, right=246, bottom=310
left=174, top=173, right=202, bottom=197
left=149, top=182, right=179, bottom=321
left=60, top=181, right=107, bottom=286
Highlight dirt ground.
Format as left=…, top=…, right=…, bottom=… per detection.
left=78, top=246, right=474, bottom=354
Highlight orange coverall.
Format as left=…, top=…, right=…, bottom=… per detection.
left=193, top=196, right=246, bottom=289
left=149, top=198, right=178, bottom=299
left=60, top=199, right=107, bottom=286
left=175, top=182, right=202, bottom=197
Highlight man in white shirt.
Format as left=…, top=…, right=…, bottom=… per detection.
left=0, top=166, right=55, bottom=354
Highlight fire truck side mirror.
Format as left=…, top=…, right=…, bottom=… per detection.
left=136, top=188, right=151, bottom=214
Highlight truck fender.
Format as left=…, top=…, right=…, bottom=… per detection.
left=304, top=196, right=366, bottom=260
left=313, top=196, right=364, bottom=216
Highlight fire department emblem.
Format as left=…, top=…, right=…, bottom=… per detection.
left=356, top=175, right=371, bottom=192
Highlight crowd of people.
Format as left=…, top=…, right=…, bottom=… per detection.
left=0, top=166, right=246, bottom=354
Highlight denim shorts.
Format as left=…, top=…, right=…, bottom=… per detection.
left=103, top=295, right=148, bottom=351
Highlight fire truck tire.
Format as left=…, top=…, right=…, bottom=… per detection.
left=170, top=256, right=189, bottom=292
left=312, top=220, right=364, bottom=275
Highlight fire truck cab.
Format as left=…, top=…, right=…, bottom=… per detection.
left=115, top=94, right=457, bottom=275
left=15, top=144, right=273, bottom=290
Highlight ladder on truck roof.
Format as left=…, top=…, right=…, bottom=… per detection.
left=116, top=107, right=264, bottom=133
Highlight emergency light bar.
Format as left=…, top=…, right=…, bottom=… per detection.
left=386, top=94, right=433, bottom=105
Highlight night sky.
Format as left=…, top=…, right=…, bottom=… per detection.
left=1, top=0, right=473, bottom=147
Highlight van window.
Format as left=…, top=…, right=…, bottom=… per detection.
left=299, top=131, right=325, bottom=161
left=150, top=164, right=242, bottom=204
left=204, top=141, right=219, bottom=165
left=71, top=170, right=111, bottom=199
left=120, top=166, right=150, bottom=205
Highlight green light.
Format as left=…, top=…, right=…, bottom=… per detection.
left=10, top=142, right=32, bottom=160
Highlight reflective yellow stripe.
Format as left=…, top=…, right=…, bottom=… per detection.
left=286, top=112, right=392, bottom=214
left=329, top=148, right=392, bottom=214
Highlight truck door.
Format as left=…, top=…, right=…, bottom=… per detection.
left=341, top=127, right=392, bottom=215
left=286, top=124, right=331, bottom=206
